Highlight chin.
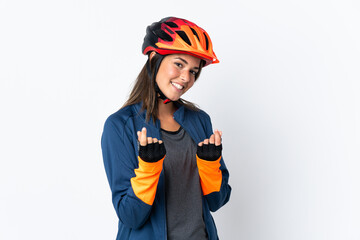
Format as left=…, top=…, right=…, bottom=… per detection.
left=169, top=97, right=180, bottom=102
left=164, top=93, right=182, bottom=102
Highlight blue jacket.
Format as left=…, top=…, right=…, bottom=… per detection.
left=101, top=102, right=231, bottom=239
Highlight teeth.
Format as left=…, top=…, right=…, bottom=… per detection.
left=171, top=82, right=184, bottom=90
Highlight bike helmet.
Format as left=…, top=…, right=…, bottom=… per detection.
left=142, top=17, right=219, bottom=66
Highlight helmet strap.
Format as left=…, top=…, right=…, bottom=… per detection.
left=146, top=54, right=172, bottom=104
left=155, top=82, right=172, bottom=104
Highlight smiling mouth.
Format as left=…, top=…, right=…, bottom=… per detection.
left=171, top=82, right=184, bottom=90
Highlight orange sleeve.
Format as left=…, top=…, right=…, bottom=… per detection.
left=196, top=155, right=222, bottom=195
left=130, top=156, right=164, bottom=205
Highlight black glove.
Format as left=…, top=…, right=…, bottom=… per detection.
left=197, top=143, right=222, bottom=161
left=139, top=142, right=166, bottom=163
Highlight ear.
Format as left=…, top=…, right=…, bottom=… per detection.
left=149, top=51, right=156, bottom=61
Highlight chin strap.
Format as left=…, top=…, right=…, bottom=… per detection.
left=146, top=54, right=172, bottom=104
left=155, top=82, right=172, bottom=104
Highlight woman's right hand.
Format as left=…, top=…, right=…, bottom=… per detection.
left=137, top=127, right=166, bottom=162
left=137, top=127, right=162, bottom=146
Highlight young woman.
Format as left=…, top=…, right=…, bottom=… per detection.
left=101, top=17, right=231, bottom=240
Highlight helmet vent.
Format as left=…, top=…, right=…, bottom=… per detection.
left=164, top=26, right=174, bottom=35
left=175, top=31, right=191, bottom=46
left=164, top=22, right=178, bottom=28
left=203, top=33, right=209, bottom=50
left=154, top=29, right=173, bottom=42
left=190, top=28, right=200, bottom=42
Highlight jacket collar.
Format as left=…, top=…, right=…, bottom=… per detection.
left=132, top=101, right=186, bottom=129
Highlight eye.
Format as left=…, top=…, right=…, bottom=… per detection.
left=190, top=70, right=198, bottom=76
left=175, top=62, right=183, bottom=68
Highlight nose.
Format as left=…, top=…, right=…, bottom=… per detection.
left=180, top=71, right=191, bottom=82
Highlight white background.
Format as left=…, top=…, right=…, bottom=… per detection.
left=1, top=0, right=359, bottom=239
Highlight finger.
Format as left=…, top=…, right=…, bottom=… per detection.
left=147, top=137, right=153, bottom=144
left=209, top=134, right=215, bottom=144
left=203, top=139, right=209, bottom=145
left=198, top=141, right=203, bottom=147
left=153, top=138, right=158, bottom=143
left=159, top=140, right=163, bottom=144
left=139, top=127, right=147, bottom=146
left=214, top=130, right=222, bottom=146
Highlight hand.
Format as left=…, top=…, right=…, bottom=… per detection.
left=198, top=129, right=222, bottom=147
left=137, top=127, right=166, bottom=162
left=137, top=127, right=163, bottom=146
left=197, top=129, right=223, bottom=161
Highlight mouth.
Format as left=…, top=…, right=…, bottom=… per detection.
left=171, top=82, right=184, bottom=90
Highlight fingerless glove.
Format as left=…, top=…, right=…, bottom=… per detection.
left=139, top=142, right=166, bottom=162
left=197, top=143, right=222, bottom=161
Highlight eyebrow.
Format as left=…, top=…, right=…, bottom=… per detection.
left=175, top=57, right=200, bottom=70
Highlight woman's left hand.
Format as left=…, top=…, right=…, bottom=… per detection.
left=198, top=129, right=222, bottom=147
left=197, top=129, right=223, bottom=161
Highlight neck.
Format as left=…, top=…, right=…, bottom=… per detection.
left=157, top=98, right=177, bottom=118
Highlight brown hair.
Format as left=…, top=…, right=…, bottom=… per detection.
left=122, top=53, right=204, bottom=122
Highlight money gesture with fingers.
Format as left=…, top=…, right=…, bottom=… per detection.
left=197, top=129, right=223, bottom=161
left=137, top=127, right=166, bottom=163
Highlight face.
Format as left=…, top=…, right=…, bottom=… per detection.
left=154, top=53, right=201, bottom=101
